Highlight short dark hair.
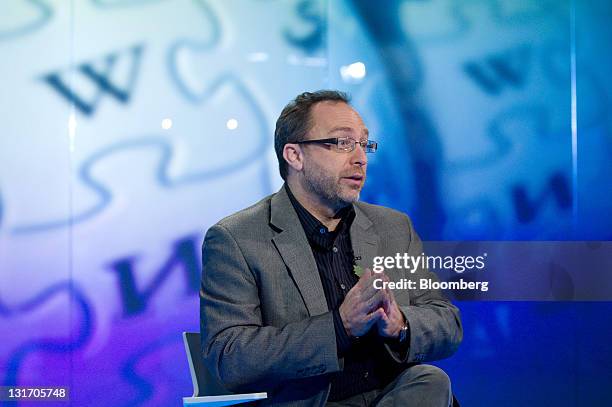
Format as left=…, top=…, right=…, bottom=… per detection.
left=274, top=90, right=351, bottom=180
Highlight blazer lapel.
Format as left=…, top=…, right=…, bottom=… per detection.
left=350, top=205, right=380, bottom=273
left=270, top=187, right=329, bottom=317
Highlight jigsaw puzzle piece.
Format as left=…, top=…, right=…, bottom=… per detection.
left=0, top=0, right=52, bottom=42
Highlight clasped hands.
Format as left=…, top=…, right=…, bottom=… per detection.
left=339, top=268, right=405, bottom=339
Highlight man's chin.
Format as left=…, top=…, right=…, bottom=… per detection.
left=338, top=190, right=361, bottom=204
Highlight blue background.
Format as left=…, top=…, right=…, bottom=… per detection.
left=0, top=0, right=611, bottom=406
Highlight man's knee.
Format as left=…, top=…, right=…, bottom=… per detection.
left=376, top=364, right=452, bottom=407
left=412, top=365, right=451, bottom=394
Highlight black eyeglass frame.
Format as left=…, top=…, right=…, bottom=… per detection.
left=295, top=137, right=378, bottom=153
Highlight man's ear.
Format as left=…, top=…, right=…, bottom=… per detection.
left=283, top=143, right=304, bottom=173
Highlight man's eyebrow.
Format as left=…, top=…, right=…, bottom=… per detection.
left=328, top=126, right=370, bottom=137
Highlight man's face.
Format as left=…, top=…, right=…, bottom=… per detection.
left=300, top=101, right=369, bottom=208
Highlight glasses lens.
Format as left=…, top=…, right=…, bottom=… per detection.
left=337, top=138, right=354, bottom=151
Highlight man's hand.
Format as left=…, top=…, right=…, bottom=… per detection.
left=376, top=272, right=406, bottom=339
left=339, top=268, right=386, bottom=337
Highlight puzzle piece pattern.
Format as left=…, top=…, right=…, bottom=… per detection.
left=1, top=1, right=611, bottom=406
left=0, top=0, right=52, bottom=42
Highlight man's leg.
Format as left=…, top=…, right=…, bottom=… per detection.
left=326, top=389, right=381, bottom=407
left=371, top=364, right=452, bottom=407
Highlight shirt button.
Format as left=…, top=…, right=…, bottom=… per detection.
left=332, top=246, right=338, bottom=253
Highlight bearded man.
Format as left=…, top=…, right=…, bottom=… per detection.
left=200, top=90, right=462, bottom=407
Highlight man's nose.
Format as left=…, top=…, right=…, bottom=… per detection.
left=351, top=142, right=367, bottom=166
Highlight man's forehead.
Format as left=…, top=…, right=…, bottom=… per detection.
left=309, top=101, right=368, bottom=133
left=328, top=126, right=370, bottom=137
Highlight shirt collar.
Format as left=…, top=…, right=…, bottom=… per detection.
left=285, top=183, right=355, bottom=250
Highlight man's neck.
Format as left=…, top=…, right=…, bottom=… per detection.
left=286, top=180, right=346, bottom=231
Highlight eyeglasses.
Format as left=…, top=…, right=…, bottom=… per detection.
left=296, top=137, right=378, bottom=153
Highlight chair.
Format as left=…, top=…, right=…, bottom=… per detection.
left=183, top=332, right=459, bottom=406
left=182, top=332, right=267, bottom=406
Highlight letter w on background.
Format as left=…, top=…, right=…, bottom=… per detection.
left=42, top=44, right=144, bottom=116
left=463, top=45, right=530, bottom=95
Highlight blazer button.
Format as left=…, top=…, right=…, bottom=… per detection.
left=363, top=371, right=369, bottom=379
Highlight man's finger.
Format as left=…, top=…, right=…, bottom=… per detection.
left=385, top=286, right=396, bottom=303
left=382, top=292, right=391, bottom=315
left=361, top=272, right=386, bottom=298
left=379, top=309, right=390, bottom=326
left=363, top=289, right=387, bottom=313
left=357, top=267, right=373, bottom=284
left=365, top=307, right=385, bottom=326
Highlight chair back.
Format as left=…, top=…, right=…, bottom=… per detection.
left=183, top=332, right=231, bottom=397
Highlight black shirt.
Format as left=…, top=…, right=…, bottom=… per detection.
left=285, top=184, right=402, bottom=401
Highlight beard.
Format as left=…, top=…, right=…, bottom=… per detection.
left=302, top=161, right=363, bottom=208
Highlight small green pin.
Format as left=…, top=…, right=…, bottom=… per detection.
left=353, top=264, right=364, bottom=277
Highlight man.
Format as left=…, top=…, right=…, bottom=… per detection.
left=200, top=90, right=462, bottom=406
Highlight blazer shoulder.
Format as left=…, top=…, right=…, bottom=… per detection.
left=355, top=201, right=416, bottom=233
left=210, top=193, right=273, bottom=236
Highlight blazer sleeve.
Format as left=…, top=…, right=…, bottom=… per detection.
left=384, top=215, right=463, bottom=364
left=200, top=224, right=340, bottom=393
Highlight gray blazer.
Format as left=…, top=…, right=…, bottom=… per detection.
left=200, top=186, right=462, bottom=406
